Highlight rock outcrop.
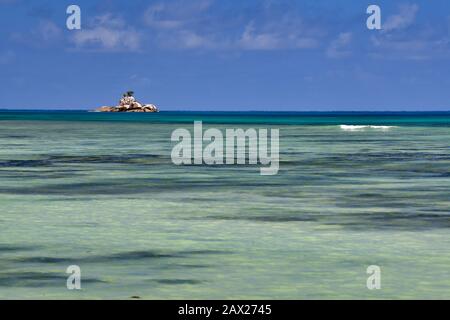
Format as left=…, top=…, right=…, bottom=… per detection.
left=95, top=91, right=159, bottom=113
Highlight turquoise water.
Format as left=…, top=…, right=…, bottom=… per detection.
left=0, top=111, right=449, bottom=299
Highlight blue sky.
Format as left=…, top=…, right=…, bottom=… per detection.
left=1, top=0, right=450, bottom=110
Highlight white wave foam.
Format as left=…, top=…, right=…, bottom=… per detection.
left=340, top=125, right=367, bottom=131
left=340, top=125, right=395, bottom=131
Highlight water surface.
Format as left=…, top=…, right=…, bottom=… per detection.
left=0, top=112, right=449, bottom=299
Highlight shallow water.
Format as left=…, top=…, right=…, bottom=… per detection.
left=0, top=112, right=449, bottom=299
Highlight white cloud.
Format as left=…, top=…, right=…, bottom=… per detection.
left=383, top=4, right=419, bottom=32
left=239, top=23, right=281, bottom=50
left=158, top=30, right=221, bottom=50
left=176, top=31, right=216, bottom=49
left=143, top=3, right=185, bottom=30
left=326, top=32, right=352, bottom=58
left=36, top=20, right=62, bottom=42
left=9, top=19, right=62, bottom=47
left=370, top=34, right=450, bottom=60
left=143, top=0, right=212, bottom=30
left=141, top=1, right=322, bottom=51
left=72, top=28, right=140, bottom=51
left=238, top=22, right=318, bottom=50
left=142, top=0, right=223, bottom=50
left=370, top=5, right=450, bottom=59
left=71, top=14, right=141, bottom=52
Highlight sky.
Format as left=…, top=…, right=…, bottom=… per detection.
left=0, top=0, right=450, bottom=111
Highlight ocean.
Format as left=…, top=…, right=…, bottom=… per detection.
left=0, top=111, right=449, bottom=299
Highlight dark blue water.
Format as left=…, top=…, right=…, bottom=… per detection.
left=1, top=111, right=450, bottom=126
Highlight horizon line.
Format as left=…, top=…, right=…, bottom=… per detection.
left=1, top=109, right=450, bottom=113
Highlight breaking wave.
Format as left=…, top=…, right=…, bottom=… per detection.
left=340, top=125, right=395, bottom=131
